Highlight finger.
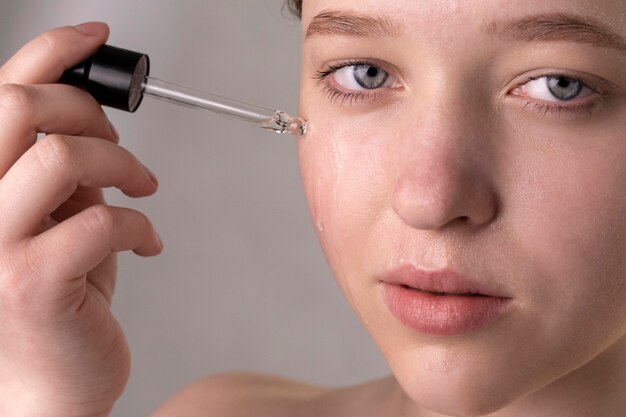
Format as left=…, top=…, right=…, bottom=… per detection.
left=51, top=186, right=105, bottom=224
left=28, top=204, right=162, bottom=283
left=0, top=135, right=158, bottom=240
left=51, top=187, right=111, bottom=303
left=0, top=22, right=109, bottom=86
left=0, top=83, right=119, bottom=178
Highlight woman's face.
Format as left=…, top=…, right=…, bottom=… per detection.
left=297, top=0, right=626, bottom=415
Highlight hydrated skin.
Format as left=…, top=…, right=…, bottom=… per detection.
left=296, top=0, right=626, bottom=416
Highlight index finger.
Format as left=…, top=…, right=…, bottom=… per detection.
left=0, top=22, right=109, bottom=86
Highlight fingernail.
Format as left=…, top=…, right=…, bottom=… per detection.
left=144, top=164, right=159, bottom=188
left=108, top=120, right=119, bottom=141
left=154, top=229, right=164, bottom=249
left=75, top=22, right=105, bottom=36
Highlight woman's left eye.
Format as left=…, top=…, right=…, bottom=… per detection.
left=514, top=75, right=594, bottom=102
left=332, top=64, right=394, bottom=90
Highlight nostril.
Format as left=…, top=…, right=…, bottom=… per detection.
left=391, top=169, right=497, bottom=231
left=457, top=215, right=471, bottom=224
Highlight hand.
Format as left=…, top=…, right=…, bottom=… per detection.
left=0, top=23, right=162, bottom=417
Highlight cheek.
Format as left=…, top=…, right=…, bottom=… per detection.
left=502, top=118, right=626, bottom=342
left=297, top=109, right=392, bottom=287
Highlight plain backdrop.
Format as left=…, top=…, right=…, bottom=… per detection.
left=0, top=1, right=389, bottom=416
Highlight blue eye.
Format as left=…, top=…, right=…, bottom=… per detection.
left=332, top=64, right=394, bottom=91
left=546, top=76, right=583, bottom=100
left=523, top=75, right=593, bottom=102
left=314, top=59, right=401, bottom=105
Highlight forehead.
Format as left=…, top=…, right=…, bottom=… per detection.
left=301, top=0, right=626, bottom=36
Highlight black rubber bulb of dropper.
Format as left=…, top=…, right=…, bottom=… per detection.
left=60, top=44, right=150, bottom=112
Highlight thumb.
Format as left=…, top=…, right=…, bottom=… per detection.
left=0, top=22, right=109, bottom=85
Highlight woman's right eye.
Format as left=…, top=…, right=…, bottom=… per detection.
left=314, top=60, right=401, bottom=105
left=332, top=64, right=394, bottom=91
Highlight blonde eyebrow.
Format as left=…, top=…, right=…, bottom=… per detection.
left=485, top=13, right=626, bottom=52
left=305, top=10, right=626, bottom=53
left=305, top=10, right=398, bottom=40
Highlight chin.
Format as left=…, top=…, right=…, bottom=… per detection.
left=386, top=346, right=540, bottom=417
left=400, top=376, right=524, bottom=417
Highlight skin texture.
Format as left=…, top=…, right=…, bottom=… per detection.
left=295, top=0, right=626, bottom=416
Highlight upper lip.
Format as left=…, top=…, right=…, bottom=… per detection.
left=380, top=265, right=509, bottom=297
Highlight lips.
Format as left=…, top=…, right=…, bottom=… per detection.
left=379, top=265, right=513, bottom=336
left=381, top=265, right=507, bottom=297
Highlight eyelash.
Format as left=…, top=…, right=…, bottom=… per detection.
left=314, top=60, right=609, bottom=117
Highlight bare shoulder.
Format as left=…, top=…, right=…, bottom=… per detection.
left=149, top=372, right=402, bottom=417
left=148, top=372, right=332, bottom=417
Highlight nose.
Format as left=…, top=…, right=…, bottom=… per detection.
left=391, top=104, right=498, bottom=231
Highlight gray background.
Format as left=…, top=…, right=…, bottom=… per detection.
left=0, top=1, right=389, bottom=416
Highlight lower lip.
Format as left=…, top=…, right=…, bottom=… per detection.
left=381, top=283, right=513, bottom=336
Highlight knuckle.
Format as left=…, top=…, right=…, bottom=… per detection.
left=36, top=29, right=72, bottom=73
left=37, top=30, right=64, bottom=61
left=0, top=83, right=33, bottom=115
left=83, top=204, right=115, bottom=238
left=34, top=134, right=74, bottom=172
left=37, top=30, right=57, bottom=50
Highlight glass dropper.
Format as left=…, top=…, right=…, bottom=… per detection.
left=142, top=77, right=306, bottom=136
left=59, top=44, right=307, bottom=136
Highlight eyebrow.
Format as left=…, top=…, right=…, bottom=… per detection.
left=485, top=13, right=626, bottom=52
left=305, top=10, right=626, bottom=53
left=305, top=10, right=397, bottom=40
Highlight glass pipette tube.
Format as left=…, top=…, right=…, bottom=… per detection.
left=142, top=77, right=307, bottom=136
